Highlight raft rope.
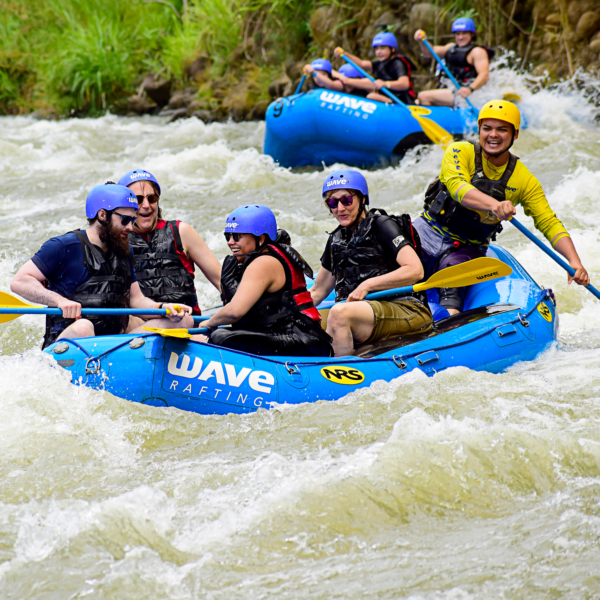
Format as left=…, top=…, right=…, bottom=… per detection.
left=51, top=290, right=554, bottom=375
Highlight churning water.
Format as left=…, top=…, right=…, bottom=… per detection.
left=1, top=66, right=600, bottom=598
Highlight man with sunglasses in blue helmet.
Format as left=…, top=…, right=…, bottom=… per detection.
left=11, top=184, right=190, bottom=349
left=118, top=169, right=221, bottom=321
left=414, top=17, right=494, bottom=107
left=333, top=32, right=417, bottom=104
left=303, top=58, right=345, bottom=92
left=200, top=204, right=333, bottom=357
left=310, top=170, right=432, bottom=356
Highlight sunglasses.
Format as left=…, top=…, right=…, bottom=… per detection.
left=224, top=232, right=242, bottom=242
left=325, top=194, right=355, bottom=209
left=113, top=212, right=138, bottom=227
left=136, top=194, right=159, bottom=205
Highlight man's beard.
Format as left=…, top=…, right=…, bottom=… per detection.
left=99, top=218, right=131, bottom=258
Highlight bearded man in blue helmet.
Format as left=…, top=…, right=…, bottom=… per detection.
left=11, top=184, right=191, bottom=348
left=310, top=170, right=432, bottom=356
left=414, top=17, right=494, bottom=107
left=201, top=205, right=333, bottom=357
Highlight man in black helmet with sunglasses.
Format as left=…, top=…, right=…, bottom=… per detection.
left=11, top=184, right=191, bottom=348
left=118, top=169, right=222, bottom=323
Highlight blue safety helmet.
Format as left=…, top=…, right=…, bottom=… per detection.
left=452, top=17, right=476, bottom=33
left=86, top=184, right=139, bottom=219
left=322, top=169, right=369, bottom=204
left=118, top=169, right=161, bottom=196
left=338, top=64, right=364, bottom=78
left=372, top=32, right=398, bottom=50
left=311, top=58, right=332, bottom=74
left=225, top=204, right=277, bottom=241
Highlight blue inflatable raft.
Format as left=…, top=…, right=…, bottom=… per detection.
left=263, top=89, right=477, bottom=168
left=44, top=245, right=557, bottom=416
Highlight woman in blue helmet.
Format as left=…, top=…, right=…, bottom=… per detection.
left=414, top=18, right=494, bottom=107
left=118, top=169, right=221, bottom=321
left=310, top=170, right=433, bottom=356
left=303, top=58, right=344, bottom=92
left=333, top=32, right=416, bottom=104
left=11, top=184, right=191, bottom=348
left=200, top=205, right=333, bottom=357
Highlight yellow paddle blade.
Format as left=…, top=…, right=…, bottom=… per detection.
left=143, top=326, right=193, bottom=339
left=502, top=92, right=522, bottom=103
left=413, top=257, right=512, bottom=292
left=0, top=291, right=43, bottom=324
left=408, top=106, right=454, bottom=148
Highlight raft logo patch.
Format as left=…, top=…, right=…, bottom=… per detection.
left=318, top=91, right=377, bottom=119
left=320, top=366, right=365, bottom=385
left=537, top=303, right=553, bottom=322
left=408, top=106, right=432, bottom=116
left=164, top=351, right=275, bottom=407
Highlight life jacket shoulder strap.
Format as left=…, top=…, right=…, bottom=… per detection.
left=473, top=141, right=519, bottom=186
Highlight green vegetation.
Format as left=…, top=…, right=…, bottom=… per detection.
left=0, top=0, right=316, bottom=115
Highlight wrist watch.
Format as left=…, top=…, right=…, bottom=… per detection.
left=467, top=85, right=475, bottom=92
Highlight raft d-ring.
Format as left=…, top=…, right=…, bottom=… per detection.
left=518, top=313, right=530, bottom=327
left=285, top=361, right=299, bottom=375
left=85, top=357, right=101, bottom=375
left=392, top=355, right=407, bottom=369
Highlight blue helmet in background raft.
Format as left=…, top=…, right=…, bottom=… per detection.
left=118, top=169, right=161, bottom=196
left=452, top=17, right=476, bottom=33
left=225, top=204, right=278, bottom=241
left=322, top=169, right=369, bottom=204
left=311, top=58, right=332, bottom=74
left=338, top=64, right=364, bottom=78
left=372, top=32, right=398, bottom=51
left=86, top=184, right=139, bottom=219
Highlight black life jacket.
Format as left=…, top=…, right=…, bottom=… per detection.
left=128, top=220, right=199, bottom=313
left=423, top=142, right=519, bottom=244
left=42, top=230, right=133, bottom=348
left=328, top=208, right=427, bottom=304
left=443, top=44, right=495, bottom=84
left=220, top=240, right=322, bottom=334
left=373, top=55, right=417, bottom=104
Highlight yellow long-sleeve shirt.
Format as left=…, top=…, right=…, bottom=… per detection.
left=423, top=141, right=569, bottom=246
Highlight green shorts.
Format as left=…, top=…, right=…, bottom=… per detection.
left=364, top=299, right=433, bottom=345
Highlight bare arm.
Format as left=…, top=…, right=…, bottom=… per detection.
left=467, top=47, right=490, bottom=90
left=204, top=256, right=284, bottom=328
left=129, top=281, right=190, bottom=321
left=414, top=31, right=451, bottom=58
left=313, top=71, right=344, bottom=91
left=310, top=267, right=336, bottom=306
left=347, top=245, right=424, bottom=302
left=11, top=260, right=65, bottom=307
left=334, top=47, right=372, bottom=71
left=553, top=237, right=590, bottom=286
left=375, top=75, right=410, bottom=92
left=179, top=222, right=222, bottom=291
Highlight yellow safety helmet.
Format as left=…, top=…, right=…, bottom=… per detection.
left=478, top=100, right=520, bottom=133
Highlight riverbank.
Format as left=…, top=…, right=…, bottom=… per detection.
left=2, top=0, right=600, bottom=121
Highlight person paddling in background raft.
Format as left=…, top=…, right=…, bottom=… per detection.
left=414, top=18, right=494, bottom=107
left=413, top=100, right=590, bottom=315
left=310, top=170, right=432, bottom=357
left=333, top=32, right=417, bottom=105
left=10, top=184, right=191, bottom=349
left=303, top=58, right=344, bottom=92
left=335, top=64, right=368, bottom=98
left=117, top=169, right=221, bottom=327
left=199, top=205, right=333, bottom=357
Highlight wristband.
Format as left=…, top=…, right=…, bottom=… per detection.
left=467, top=85, right=474, bottom=92
left=157, top=302, right=163, bottom=309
